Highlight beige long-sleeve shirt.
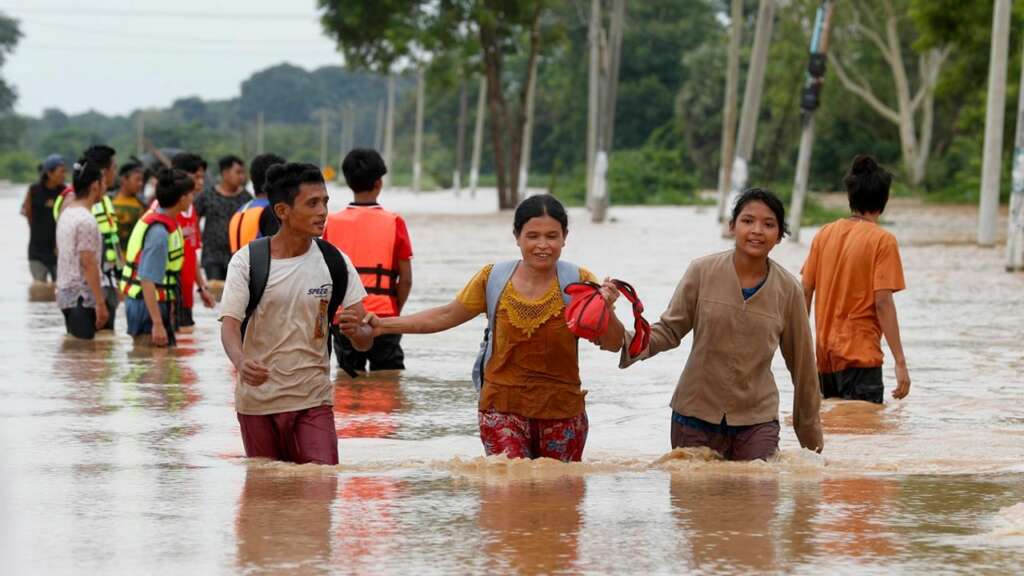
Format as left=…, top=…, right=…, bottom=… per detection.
left=622, top=250, right=823, bottom=451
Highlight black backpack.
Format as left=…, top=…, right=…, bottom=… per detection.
left=241, top=237, right=357, bottom=377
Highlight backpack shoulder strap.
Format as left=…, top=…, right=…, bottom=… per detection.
left=556, top=260, right=580, bottom=306
left=314, top=238, right=349, bottom=328
left=241, top=237, right=271, bottom=342
left=485, top=261, right=519, bottom=324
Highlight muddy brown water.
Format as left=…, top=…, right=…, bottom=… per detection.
left=2, top=185, right=1023, bottom=574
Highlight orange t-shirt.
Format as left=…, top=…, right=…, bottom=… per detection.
left=457, top=263, right=597, bottom=420
left=801, top=219, right=905, bottom=374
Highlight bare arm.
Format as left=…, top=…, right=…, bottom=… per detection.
left=376, top=300, right=477, bottom=335
left=141, top=280, right=168, bottom=346
left=395, top=259, right=413, bottom=313
left=803, top=284, right=814, bottom=317
left=220, top=316, right=270, bottom=386
left=21, top=187, right=32, bottom=222
left=343, top=301, right=374, bottom=351
left=875, top=289, right=910, bottom=399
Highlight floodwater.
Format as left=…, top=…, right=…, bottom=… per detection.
left=2, top=184, right=1023, bottom=574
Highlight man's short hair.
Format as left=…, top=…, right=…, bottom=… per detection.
left=218, top=154, right=244, bottom=174
left=265, top=162, right=325, bottom=208
left=249, top=153, right=286, bottom=196
left=342, top=148, right=387, bottom=193
left=119, top=159, right=144, bottom=177
left=171, top=152, right=207, bottom=175
left=83, top=144, right=116, bottom=171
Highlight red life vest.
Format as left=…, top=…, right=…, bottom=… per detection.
left=323, top=206, right=400, bottom=316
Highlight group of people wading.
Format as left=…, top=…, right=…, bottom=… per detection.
left=25, top=145, right=910, bottom=466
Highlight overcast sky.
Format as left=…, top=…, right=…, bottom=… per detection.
left=2, top=0, right=345, bottom=117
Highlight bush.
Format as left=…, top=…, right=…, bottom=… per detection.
left=0, top=151, right=39, bottom=183
left=551, top=145, right=703, bottom=206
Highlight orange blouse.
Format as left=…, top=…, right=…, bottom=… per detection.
left=457, top=263, right=597, bottom=419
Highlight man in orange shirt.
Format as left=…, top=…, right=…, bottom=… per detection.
left=801, top=155, right=910, bottom=403
left=323, top=149, right=413, bottom=373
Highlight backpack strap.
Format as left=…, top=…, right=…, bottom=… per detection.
left=472, top=261, right=518, bottom=391
left=315, top=238, right=358, bottom=378
left=555, top=260, right=580, bottom=306
left=241, top=237, right=271, bottom=343
left=314, top=238, right=349, bottom=332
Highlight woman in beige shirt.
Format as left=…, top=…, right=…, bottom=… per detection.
left=363, top=195, right=624, bottom=461
left=619, top=189, right=823, bottom=461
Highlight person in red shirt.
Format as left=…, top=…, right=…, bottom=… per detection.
left=323, top=149, right=412, bottom=373
left=169, top=153, right=215, bottom=330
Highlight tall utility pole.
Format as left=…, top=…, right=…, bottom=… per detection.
left=256, top=111, right=265, bottom=155
left=517, top=57, right=539, bottom=203
left=789, top=0, right=835, bottom=243
left=338, top=106, right=346, bottom=182
left=1007, top=38, right=1024, bottom=271
left=586, top=0, right=601, bottom=204
left=318, top=110, right=329, bottom=170
left=454, top=82, right=468, bottom=195
left=716, top=0, right=743, bottom=223
left=469, top=76, right=487, bottom=198
left=590, top=0, right=625, bottom=223
left=413, top=70, right=425, bottom=193
left=374, top=99, right=384, bottom=150
left=383, top=75, right=396, bottom=189
left=733, top=0, right=776, bottom=187
left=979, top=0, right=1012, bottom=246
left=344, top=106, right=355, bottom=155
left=135, top=112, right=145, bottom=157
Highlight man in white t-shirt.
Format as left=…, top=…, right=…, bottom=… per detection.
left=219, top=162, right=373, bottom=465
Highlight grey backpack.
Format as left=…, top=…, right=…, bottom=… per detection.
left=471, top=260, right=579, bottom=391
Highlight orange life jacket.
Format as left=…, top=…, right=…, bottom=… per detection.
left=229, top=198, right=270, bottom=254
left=323, top=206, right=400, bottom=316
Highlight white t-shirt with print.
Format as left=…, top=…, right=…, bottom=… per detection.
left=219, top=242, right=366, bottom=415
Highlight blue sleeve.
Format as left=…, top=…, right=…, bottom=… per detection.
left=137, top=225, right=169, bottom=283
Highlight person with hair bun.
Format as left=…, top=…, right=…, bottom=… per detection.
left=54, top=161, right=108, bottom=339
left=361, top=194, right=625, bottom=462
left=617, top=188, right=823, bottom=461
left=801, top=154, right=910, bottom=403
left=120, top=168, right=195, bottom=347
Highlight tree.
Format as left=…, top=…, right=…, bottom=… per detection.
left=318, top=0, right=550, bottom=209
left=0, top=12, right=20, bottom=113
left=827, top=0, right=949, bottom=187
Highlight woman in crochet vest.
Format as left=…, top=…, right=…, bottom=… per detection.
left=361, top=194, right=624, bottom=461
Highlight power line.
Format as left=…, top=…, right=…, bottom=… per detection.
left=24, top=42, right=335, bottom=56
left=23, top=20, right=332, bottom=45
left=0, top=5, right=318, bottom=21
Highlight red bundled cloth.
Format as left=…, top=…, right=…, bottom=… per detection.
left=563, top=279, right=650, bottom=357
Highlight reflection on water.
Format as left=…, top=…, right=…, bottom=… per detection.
left=2, top=190, right=1023, bottom=573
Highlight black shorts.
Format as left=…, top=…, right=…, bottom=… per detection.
left=176, top=304, right=194, bottom=328
left=62, top=297, right=96, bottom=340
left=100, top=285, right=119, bottom=331
left=333, top=331, right=405, bottom=373
left=820, top=367, right=884, bottom=404
left=203, top=263, right=229, bottom=282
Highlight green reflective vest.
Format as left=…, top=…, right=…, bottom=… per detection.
left=120, top=210, right=185, bottom=301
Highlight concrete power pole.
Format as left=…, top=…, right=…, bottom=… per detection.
left=318, top=110, right=329, bottom=170
left=256, top=111, right=265, bottom=155
left=384, top=75, right=396, bottom=189
left=732, top=0, right=776, bottom=191
left=1007, top=38, right=1024, bottom=271
left=716, top=0, right=743, bottom=223
left=517, top=57, right=539, bottom=203
left=789, top=0, right=836, bottom=243
left=586, top=0, right=601, bottom=205
left=469, top=76, right=487, bottom=199
left=135, top=112, right=145, bottom=157
left=591, top=0, right=625, bottom=223
left=413, top=70, right=425, bottom=193
left=337, top=106, right=346, bottom=182
left=375, top=99, right=384, bottom=150
left=454, top=82, right=468, bottom=195
left=979, top=0, right=1012, bottom=246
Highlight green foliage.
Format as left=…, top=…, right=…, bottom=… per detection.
left=552, top=144, right=702, bottom=206
left=0, top=150, right=36, bottom=183
left=0, top=11, right=21, bottom=113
